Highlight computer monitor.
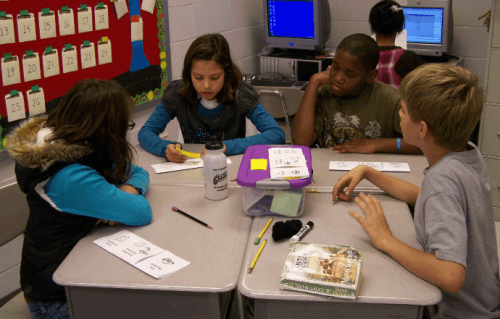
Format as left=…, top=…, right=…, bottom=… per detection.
left=402, top=0, right=453, bottom=57
left=263, top=0, right=331, bottom=51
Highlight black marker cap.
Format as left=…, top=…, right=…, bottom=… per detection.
left=306, top=221, right=314, bottom=228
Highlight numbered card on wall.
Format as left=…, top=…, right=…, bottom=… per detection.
left=27, top=86, right=46, bottom=116
left=141, top=0, right=156, bottom=14
left=22, top=51, right=42, bottom=82
left=80, top=41, right=96, bottom=69
left=77, top=5, right=93, bottom=33
left=58, top=7, right=75, bottom=36
left=113, top=0, right=129, bottom=20
left=1, top=54, right=21, bottom=86
left=0, top=13, right=16, bottom=45
left=4, top=90, right=26, bottom=122
left=38, top=8, right=57, bottom=39
left=17, top=11, right=37, bottom=42
left=97, top=38, right=112, bottom=65
left=62, top=44, right=78, bottom=73
left=94, top=3, right=109, bottom=31
left=42, top=47, right=60, bottom=78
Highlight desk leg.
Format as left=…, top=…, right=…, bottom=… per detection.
left=64, top=287, right=74, bottom=319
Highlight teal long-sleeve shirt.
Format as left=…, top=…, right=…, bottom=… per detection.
left=138, top=102, right=285, bottom=157
left=43, top=163, right=152, bottom=226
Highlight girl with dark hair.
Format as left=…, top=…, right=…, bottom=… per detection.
left=7, top=79, right=152, bottom=319
left=369, top=0, right=424, bottom=88
left=139, top=33, right=285, bottom=162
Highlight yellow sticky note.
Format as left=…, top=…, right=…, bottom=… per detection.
left=251, top=159, right=268, bottom=170
left=175, top=148, right=200, bottom=158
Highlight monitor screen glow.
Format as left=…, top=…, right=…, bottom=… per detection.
left=268, top=1, right=315, bottom=39
left=403, top=7, right=444, bottom=45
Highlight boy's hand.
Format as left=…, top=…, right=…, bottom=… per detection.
left=310, top=67, right=331, bottom=87
left=200, top=143, right=227, bottom=158
left=332, top=165, right=368, bottom=202
left=349, top=192, right=393, bottom=251
left=331, top=138, right=377, bottom=154
left=165, top=143, right=187, bottom=163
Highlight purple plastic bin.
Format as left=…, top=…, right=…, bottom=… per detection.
left=236, top=145, right=312, bottom=189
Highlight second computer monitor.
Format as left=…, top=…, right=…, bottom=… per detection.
left=402, top=0, right=453, bottom=57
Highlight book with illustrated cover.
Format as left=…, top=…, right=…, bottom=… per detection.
left=280, top=242, right=363, bottom=299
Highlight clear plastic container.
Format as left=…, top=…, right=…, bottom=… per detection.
left=241, top=181, right=305, bottom=217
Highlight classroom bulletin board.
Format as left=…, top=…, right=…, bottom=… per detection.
left=0, top=0, right=168, bottom=150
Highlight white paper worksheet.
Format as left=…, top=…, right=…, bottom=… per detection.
left=268, top=147, right=309, bottom=179
left=151, top=158, right=232, bottom=174
left=329, top=161, right=410, bottom=172
left=94, top=230, right=190, bottom=279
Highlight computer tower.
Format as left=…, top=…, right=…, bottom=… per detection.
left=259, top=53, right=332, bottom=82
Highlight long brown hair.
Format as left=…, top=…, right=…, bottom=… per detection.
left=46, top=79, right=135, bottom=184
left=178, top=33, right=242, bottom=107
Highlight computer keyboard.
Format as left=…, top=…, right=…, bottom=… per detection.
left=250, top=78, right=308, bottom=90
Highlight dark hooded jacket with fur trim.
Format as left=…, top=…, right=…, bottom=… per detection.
left=8, top=116, right=114, bottom=302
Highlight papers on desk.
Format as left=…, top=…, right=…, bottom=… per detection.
left=268, top=147, right=310, bottom=180
left=94, top=230, right=190, bottom=279
left=329, top=161, right=410, bottom=172
left=152, top=158, right=232, bottom=174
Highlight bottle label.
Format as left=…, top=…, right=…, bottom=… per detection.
left=213, top=167, right=227, bottom=186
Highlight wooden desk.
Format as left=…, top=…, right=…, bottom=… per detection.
left=237, top=193, right=441, bottom=319
left=53, top=185, right=252, bottom=319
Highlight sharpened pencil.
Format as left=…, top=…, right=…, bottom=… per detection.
left=248, top=239, right=267, bottom=273
left=172, top=206, right=212, bottom=229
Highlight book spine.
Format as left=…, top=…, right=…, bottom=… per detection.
left=280, top=279, right=357, bottom=299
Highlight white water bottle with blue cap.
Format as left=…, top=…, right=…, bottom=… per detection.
left=203, top=136, right=228, bottom=200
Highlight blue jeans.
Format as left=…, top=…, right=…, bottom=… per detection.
left=27, top=301, right=70, bottom=319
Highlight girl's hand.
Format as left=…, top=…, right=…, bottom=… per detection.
left=332, top=165, right=369, bottom=202
left=120, top=184, right=139, bottom=195
left=165, top=143, right=187, bottom=163
left=200, top=143, right=227, bottom=158
left=349, top=192, right=393, bottom=251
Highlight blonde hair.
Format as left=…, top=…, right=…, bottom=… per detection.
left=399, top=63, right=484, bottom=151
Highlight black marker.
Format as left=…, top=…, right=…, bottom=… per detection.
left=290, top=221, right=314, bottom=243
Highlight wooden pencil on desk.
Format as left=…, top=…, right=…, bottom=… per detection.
left=248, top=239, right=267, bottom=273
left=172, top=206, right=212, bottom=229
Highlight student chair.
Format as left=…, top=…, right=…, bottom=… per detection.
left=0, top=182, right=31, bottom=319
left=254, top=86, right=303, bottom=144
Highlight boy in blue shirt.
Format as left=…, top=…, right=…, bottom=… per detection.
left=292, top=33, right=421, bottom=154
left=333, top=63, right=500, bottom=318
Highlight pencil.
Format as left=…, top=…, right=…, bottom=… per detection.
left=305, top=189, right=333, bottom=193
left=254, top=218, right=272, bottom=245
left=172, top=206, right=212, bottom=229
left=248, top=239, right=267, bottom=273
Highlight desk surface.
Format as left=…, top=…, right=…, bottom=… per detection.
left=135, top=144, right=428, bottom=189
left=238, top=193, right=441, bottom=306
left=134, top=144, right=243, bottom=186
left=54, top=185, right=252, bottom=293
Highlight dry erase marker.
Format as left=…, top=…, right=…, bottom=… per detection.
left=290, top=221, right=314, bottom=243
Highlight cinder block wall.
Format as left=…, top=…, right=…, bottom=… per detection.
left=167, top=0, right=492, bottom=85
